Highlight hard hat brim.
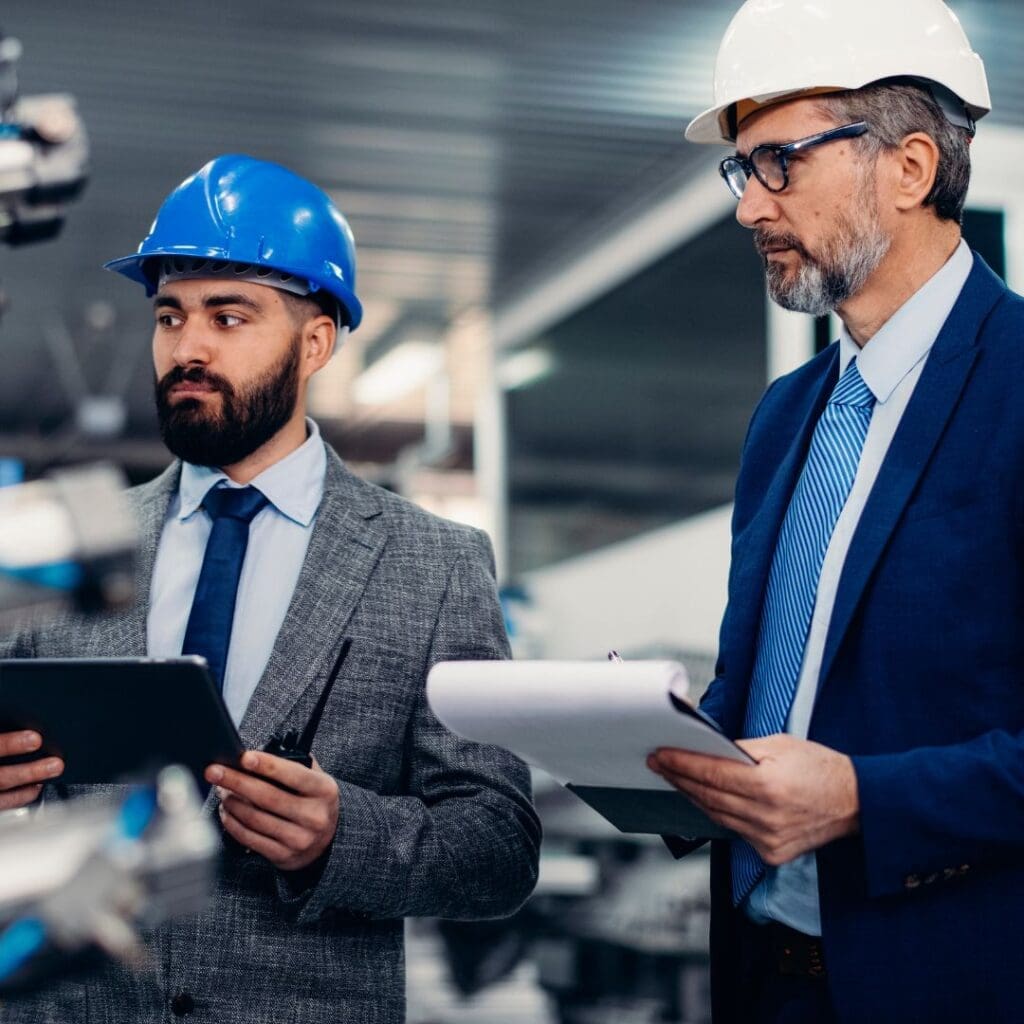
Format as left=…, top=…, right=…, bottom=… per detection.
left=685, top=105, right=732, bottom=145
left=104, top=249, right=364, bottom=330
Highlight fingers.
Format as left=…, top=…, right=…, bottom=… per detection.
left=218, top=804, right=294, bottom=865
left=649, top=748, right=760, bottom=798
left=0, top=783, right=44, bottom=811
left=218, top=794, right=311, bottom=851
left=734, top=735, right=791, bottom=761
left=206, top=750, right=334, bottom=798
left=657, top=767, right=779, bottom=833
left=0, top=731, right=41, bottom=758
left=0, top=755, right=63, bottom=793
left=241, top=751, right=334, bottom=796
left=206, top=764, right=298, bottom=819
left=205, top=758, right=335, bottom=833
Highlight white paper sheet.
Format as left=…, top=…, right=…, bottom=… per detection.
left=426, top=659, right=752, bottom=790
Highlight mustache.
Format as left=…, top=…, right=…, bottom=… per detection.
left=155, top=365, right=235, bottom=402
left=754, top=229, right=811, bottom=260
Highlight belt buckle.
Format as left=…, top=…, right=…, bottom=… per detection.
left=770, top=923, right=827, bottom=978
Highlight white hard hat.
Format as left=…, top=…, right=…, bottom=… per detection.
left=686, top=0, right=991, bottom=145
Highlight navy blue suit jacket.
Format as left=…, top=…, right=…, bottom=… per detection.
left=697, top=254, right=1024, bottom=1023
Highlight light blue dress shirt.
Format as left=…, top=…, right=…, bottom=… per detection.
left=147, top=419, right=326, bottom=726
left=744, top=240, right=974, bottom=935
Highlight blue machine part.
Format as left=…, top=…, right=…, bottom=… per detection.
left=1, top=562, right=83, bottom=591
left=0, top=459, right=23, bottom=488
left=0, top=917, right=46, bottom=984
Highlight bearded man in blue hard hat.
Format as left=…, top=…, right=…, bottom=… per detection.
left=644, top=1, right=1024, bottom=1022
left=0, top=154, right=540, bottom=1024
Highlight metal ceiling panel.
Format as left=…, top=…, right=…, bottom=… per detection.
left=0, top=0, right=1017, bottom=472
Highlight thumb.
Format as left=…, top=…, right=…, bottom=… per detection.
left=734, top=733, right=790, bottom=763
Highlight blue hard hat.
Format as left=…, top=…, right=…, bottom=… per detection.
left=104, top=154, right=363, bottom=330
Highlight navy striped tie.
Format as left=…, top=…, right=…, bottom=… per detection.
left=731, top=359, right=875, bottom=906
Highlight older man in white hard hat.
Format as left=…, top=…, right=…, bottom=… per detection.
left=649, top=2, right=1024, bottom=1022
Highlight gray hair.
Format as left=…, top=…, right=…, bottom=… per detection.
left=815, top=81, right=973, bottom=224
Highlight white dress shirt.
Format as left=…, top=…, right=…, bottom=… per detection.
left=147, top=419, right=326, bottom=726
left=745, top=240, right=974, bottom=935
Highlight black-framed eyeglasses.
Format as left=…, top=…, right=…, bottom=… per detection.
left=719, top=121, right=869, bottom=200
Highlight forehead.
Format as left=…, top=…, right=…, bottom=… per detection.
left=735, top=96, right=838, bottom=153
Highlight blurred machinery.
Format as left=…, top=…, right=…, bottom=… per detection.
left=0, top=462, right=136, bottom=627
left=0, top=30, right=88, bottom=259
left=0, top=767, right=219, bottom=994
left=434, top=775, right=712, bottom=1024
left=0, top=467, right=220, bottom=995
left=0, top=23, right=216, bottom=1002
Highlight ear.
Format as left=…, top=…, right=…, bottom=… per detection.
left=300, top=315, right=337, bottom=380
left=893, top=132, right=941, bottom=213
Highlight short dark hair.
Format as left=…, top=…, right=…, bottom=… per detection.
left=279, top=288, right=341, bottom=328
left=815, top=80, right=972, bottom=223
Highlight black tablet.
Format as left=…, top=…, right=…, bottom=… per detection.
left=0, top=657, right=245, bottom=784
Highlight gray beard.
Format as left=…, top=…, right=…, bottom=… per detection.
left=763, top=208, right=891, bottom=317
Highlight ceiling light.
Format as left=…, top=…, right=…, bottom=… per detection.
left=497, top=348, right=556, bottom=391
left=353, top=339, right=443, bottom=405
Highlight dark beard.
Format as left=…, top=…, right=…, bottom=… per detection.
left=154, top=338, right=301, bottom=468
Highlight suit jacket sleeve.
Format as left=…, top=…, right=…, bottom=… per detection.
left=280, top=529, right=541, bottom=925
left=853, top=728, right=1024, bottom=898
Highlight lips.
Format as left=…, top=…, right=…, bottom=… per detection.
left=754, top=230, right=805, bottom=259
left=169, top=382, right=218, bottom=398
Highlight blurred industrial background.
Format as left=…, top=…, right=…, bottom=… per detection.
left=1, top=1, right=1023, bottom=1021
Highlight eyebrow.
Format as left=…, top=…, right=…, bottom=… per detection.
left=153, top=292, right=264, bottom=312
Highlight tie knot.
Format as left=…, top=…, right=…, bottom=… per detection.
left=829, top=360, right=875, bottom=409
left=203, top=485, right=269, bottom=524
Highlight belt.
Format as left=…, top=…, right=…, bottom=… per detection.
left=764, top=921, right=827, bottom=978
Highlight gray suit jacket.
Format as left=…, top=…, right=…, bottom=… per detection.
left=0, top=447, right=540, bottom=1024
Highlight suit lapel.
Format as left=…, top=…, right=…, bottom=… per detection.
left=722, top=349, right=839, bottom=731
left=237, top=450, right=387, bottom=750
left=92, top=463, right=179, bottom=656
left=816, top=257, right=1004, bottom=693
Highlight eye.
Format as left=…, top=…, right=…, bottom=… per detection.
left=155, top=311, right=183, bottom=328
left=215, top=313, right=245, bottom=327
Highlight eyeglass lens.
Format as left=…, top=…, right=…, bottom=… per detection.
left=751, top=149, right=785, bottom=190
left=722, top=160, right=748, bottom=199
left=721, top=149, right=786, bottom=199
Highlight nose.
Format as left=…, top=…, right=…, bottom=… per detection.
left=735, top=174, right=781, bottom=230
left=170, top=321, right=213, bottom=367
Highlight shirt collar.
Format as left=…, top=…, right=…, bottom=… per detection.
left=837, top=239, right=973, bottom=404
left=177, top=418, right=327, bottom=527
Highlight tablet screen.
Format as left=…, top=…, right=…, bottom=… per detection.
left=0, top=657, right=245, bottom=785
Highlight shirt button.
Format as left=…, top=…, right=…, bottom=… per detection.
left=170, top=992, right=195, bottom=1017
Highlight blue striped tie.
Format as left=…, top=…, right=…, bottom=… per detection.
left=731, top=359, right=875, bottom=906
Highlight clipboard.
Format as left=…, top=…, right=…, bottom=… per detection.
left=426, top=659, right=753, bottom=838
left=0, top=657, right=245, bottom=784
